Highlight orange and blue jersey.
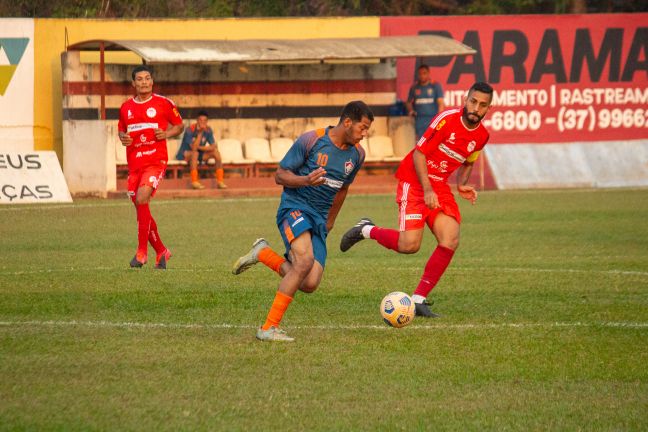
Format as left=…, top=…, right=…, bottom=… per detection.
left=276, top=127, right=365, bottom=226
left=176, top=124, right=215, bottom=160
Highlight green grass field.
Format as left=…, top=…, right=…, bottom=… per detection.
left=1, top=189, right=647, bottom=431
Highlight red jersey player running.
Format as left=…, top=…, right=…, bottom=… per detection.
left=340, top=82, right=494, bottom=317
left=118, top=65, right=184, bottom=269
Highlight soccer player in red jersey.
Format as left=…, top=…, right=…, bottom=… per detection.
left=340, top=82, right=494, bottom=317
left=118, top=65, right=184, bottom=269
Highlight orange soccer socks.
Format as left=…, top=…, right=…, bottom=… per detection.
left=215, top=168, right=224, bottom=183
left=258, top=247, right=286, bottom=275
left=190, top=169, right=199, bottom=183
left=262, top=291, right=293, bottom=330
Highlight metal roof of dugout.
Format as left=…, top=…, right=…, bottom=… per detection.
left=66, top=35, right=475, bottom=63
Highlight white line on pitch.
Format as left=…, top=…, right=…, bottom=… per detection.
left=0, top=320, right=646, bottom=331
left=2, top=266, right=646, bottom=277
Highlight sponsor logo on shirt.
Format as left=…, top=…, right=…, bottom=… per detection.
left=427, top=159, right=448, bottom=173
left=126, top=122, right=159, bottom=132
left=146, top=107, right=157, bottom=118
left=448, top=132, right=456, bottom=144
left=438, top=143, right=466, bottom=163
left=127, top=109, right=133, bottom=119
left=344, top=159, right=354, bottom=176
left=323, top=177, right=343, bottom=190
left=436, top=119, right=446, bottom=131
left=428, top=174, right=444, bottom=182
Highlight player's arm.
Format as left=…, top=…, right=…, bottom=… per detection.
left=155, top=123, right=184, bottom=141
left=413, top=149, right=438, bottom=209
left=275, top=166, right=326, bottom=188
left=405, top=87, right=416, bottom=116
left=190, top=130, right=203, bottom=151
left=117, top=109, right=133, bottom=146
left=456, top=160, right=477, bottom=205
left=435, top=83, right=445, bottom=112
left=326, top=185, right=349, bottom=232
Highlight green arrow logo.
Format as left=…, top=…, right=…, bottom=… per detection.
left=0, top=38, right=29, bottom=96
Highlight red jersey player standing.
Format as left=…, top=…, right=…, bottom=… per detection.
left=118, top=65, right=184, bottom=269
left=340, top=82, right=494, bottom=317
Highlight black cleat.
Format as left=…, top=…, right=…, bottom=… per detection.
left=129, top=253, right=147, bottom=268
left=415, top=300, right=441, bottom=318
left=340, top=217, right=374, bottom=252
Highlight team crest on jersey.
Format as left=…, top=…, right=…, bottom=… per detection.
left=427, top=88, right=432, bottom=95
left=467, top=140, right=476, bottom=152
left=436, top=119, right=446, bottom=131
left=146, top=107, right=157, bottom=118
left=127, top=109, right=133, bottom=119
left=344, top=159, right=354, bottom=176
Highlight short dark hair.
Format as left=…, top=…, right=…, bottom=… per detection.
left=132, top=65, right=153, bottom=81
left=339, top=100, right=374, bottom=124
left=468, top=81, right=494, bottom=98
left=418, top=64, right=430, bottom=70
left=197, top=110, right=209, bottom=118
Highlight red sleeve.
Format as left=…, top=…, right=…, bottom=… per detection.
left=416, top=119, right=447, bottom=155
left=117, top=106, right=127, bottom=133
left=164, top=98, right=183, bottom=126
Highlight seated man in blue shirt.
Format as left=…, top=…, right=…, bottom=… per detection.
left=406, top=64, right=445, bottom=141
left=176, top=110, right=227, bottom=189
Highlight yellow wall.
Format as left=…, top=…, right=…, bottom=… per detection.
left=34, top=17, right=380, bottom=155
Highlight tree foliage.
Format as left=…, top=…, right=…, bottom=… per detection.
left=0, top=0, right=645, bottom=17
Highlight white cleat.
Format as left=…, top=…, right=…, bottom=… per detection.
left=232, top=238, right=269, bottom=275
left=256, top=326, right=294, bottom=342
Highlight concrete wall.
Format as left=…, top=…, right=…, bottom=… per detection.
left=485, top=140, right=648, bottom=189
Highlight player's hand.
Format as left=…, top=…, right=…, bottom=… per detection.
left=306, top=167, right=327, bottom=186
left=118, top=132, right=133, bottom=147
left=408, top=110, right=416, bottom=117
left=424, top=189, right=439, bottom=209
left=458, top=185, right=478, bottom=205
left=154, top=128, right=167, bottom=140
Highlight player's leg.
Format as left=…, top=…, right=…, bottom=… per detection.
left=130, top=184, right=154, bottom=267
left=257, top=231, right=315, bottom=342
left=208, top=146, right=227, bottom=189
left=412, top=211, right=460, bottom=318
left=298, top=231, right=327, bottom=293
left=231, top=238, right=289, bottom=276
left=185, top=149, right=204, bottom=189
left=340, top=181, right=426, bottom=253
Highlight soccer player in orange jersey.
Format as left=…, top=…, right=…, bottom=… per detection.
left=340, top=82, right=494, bottom=317
left=118, top=65, right=184, bottom=269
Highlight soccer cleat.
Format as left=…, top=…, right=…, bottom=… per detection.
left=217, top=181, right=228, bottom=189
left=155, top=249, right=172, bottom=270
left=129, top=252, right=147, bottom=268
left=339, top=217, right=374, bottom=252
left=414, top=300, right=442, bottom=318
left=232, top=238, right=269, bottom=275
left=256, top=326, right=294, bottom=342
left=191, top=181, right=205, bottom=190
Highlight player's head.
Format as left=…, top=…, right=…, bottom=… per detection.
left=462, top=82, right=493, bottom=127
left=417, top=64, right=430, bottom=84
left=196, top=110, right=209, bottom=129
left=338, top=101, right=374, bottom=145
left=131, top=65, right=154, bottom=96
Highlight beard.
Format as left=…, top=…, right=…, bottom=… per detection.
left=462, top=107, right=484, bottom=126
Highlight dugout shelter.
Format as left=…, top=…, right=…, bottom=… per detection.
left=61, top=35, right=474, bottom=196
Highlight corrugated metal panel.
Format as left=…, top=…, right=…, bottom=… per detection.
left=67, top=36, right=475, bottom=63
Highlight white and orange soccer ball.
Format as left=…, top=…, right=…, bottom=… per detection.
left=380, top=292, right=415, bottom=328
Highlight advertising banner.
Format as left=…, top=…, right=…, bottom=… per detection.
left=0, top=152, right=72, bottom=204
left=0, top=19, right=34, bottom=151
left=382, top=14, right=648, bottom=144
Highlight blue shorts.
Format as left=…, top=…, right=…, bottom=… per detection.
left=278, top=209, right=327, bottom=267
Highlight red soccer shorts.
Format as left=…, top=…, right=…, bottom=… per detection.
left=396, top=180, right=461, bottom=231
left=127, top=164, right=166, bottom=198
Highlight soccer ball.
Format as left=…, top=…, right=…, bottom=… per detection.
left=380, top=292, right=415, bottom=328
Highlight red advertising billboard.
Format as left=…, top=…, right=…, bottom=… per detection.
left=381, top=14, right=648, bottom=144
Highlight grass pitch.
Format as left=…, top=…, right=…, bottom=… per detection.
left=1, top=189, right=647, bottom=431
